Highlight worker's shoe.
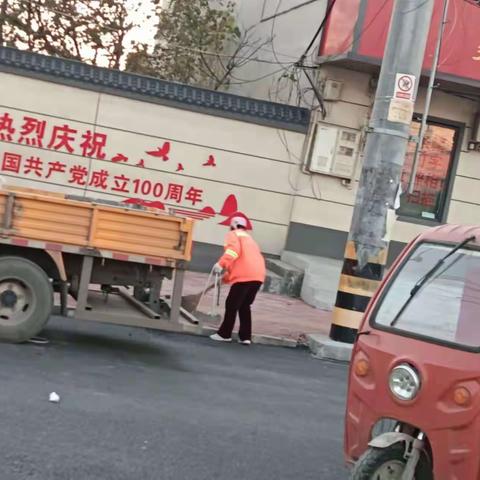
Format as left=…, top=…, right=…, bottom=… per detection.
left=238, top=339, right=252, bottom=345
left=210, top=333, right=232, bottom=342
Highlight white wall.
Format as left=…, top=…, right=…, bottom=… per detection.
left=1, top=64, right=478, bottom=261
left=289, top=65, right=373, bottom=232
left=230, top=0, right=328, bottom=105
left=289, top=64, right=480, bottom=245
left=0, top=72, right=305, bottom=256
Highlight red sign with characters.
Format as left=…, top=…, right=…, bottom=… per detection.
left=319, top=0, right=480, bottom=86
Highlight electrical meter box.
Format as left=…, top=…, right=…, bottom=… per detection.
left=306, top=123, right=361, bottom=179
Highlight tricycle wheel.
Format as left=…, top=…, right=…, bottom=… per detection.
left=0, top=256, right=53, bottom=343
left=351, top=443, right=432, bottom=480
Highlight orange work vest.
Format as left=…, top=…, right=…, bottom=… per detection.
left=218, top=230, right=266, bottom=284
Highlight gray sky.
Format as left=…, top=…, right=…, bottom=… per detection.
left=84, top=0, right=158, bottom=67
left=124, top=0, right=159, bottom=48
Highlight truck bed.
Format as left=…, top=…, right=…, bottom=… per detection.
left=0, top=189, right=193, bottom=263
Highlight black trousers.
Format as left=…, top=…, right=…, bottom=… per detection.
left=217, top=281, right=262, bottom=341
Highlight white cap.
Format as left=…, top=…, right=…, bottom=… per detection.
left=230, top=216, right=247, bottom=228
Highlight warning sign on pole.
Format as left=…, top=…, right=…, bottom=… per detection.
left=388, top=98, right=414, bottom=125
left=394, top=73, right=416, bottom=100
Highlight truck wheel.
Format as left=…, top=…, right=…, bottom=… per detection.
left=351, top=443, right=432, bottom=480
left=0, top=256, right=53, bottom=343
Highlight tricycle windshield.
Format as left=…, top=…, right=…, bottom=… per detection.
left=372, top=242, right=480, bottom=349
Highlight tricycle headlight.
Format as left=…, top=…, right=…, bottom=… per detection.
left=389, top=364, right=420, bottom=401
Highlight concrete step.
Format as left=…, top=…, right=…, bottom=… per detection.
left=281, top=251, right=343, bottom=311
left=263, top=270, right=284, bottom=296
left=265, top=258, right=304, bottom=297
left=266, top=258, right=302, bottom=278
left=307, top=333, right=353, bottom=362
left=280, top=251, right=313, bottom=271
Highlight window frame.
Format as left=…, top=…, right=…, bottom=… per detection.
left=397, top=115, right=465, bottom=226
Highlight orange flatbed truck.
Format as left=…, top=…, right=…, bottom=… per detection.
left=0, top=187, right=194, bottom=343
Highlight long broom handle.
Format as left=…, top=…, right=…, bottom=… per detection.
left=196, top=266, right=215, bottom=326
left=211, top=273, right=217, bottom=316
left=211, top=272, right=221, bottom=316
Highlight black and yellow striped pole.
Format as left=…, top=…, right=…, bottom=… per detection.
left=330, top=241, right=387, bottom=343
left=328, top=0, right=435, bottom=344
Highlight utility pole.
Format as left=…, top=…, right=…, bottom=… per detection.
left=329, top=0, right=435, bottom=344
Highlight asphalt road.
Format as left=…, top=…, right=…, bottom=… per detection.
left=0, top=317, right=349, bottom=480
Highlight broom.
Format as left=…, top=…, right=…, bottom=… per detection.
left=181, top=282, right=216, bottom=314
left=181, top=268, right=221, bottom=317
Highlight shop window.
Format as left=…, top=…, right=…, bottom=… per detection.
left=399, top=119, right=459, bottom=222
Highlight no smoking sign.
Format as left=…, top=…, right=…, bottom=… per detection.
left=394, top=73, right=416, bottom=100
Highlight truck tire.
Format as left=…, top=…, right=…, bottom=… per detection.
left=0, top=256, right=53, bottom=343
left=351, top=443, right=433, bottom=480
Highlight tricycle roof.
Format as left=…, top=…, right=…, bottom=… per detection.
left=417, top=224, right=480, bottom=246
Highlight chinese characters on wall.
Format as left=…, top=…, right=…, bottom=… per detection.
left=0, top=110, right=228, bottom=213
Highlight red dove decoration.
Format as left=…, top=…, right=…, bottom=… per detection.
left=200, top=206, right=215, bottom=215
left=145, top=201, right=165, bottom=210
left=123, top=198, right=142, bottom=205
left=203, top=154, right=217, bottom=167
left=220, top=194, right=238, bottom=216
left=146, top=141, right=170, bottom=161
left=176, top=163, right=184, bottom=172
left=136, top=159, right=145, bottom=168
left=111, top=153, right=128, bottom=163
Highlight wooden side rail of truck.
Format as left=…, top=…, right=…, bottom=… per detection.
left=0, top=188, right=194, bottom=343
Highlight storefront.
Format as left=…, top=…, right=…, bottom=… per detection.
left=284, top=0, right=480, bottom=261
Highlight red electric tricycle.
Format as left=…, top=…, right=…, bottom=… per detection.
left=346, top=224, right=480, bottom=480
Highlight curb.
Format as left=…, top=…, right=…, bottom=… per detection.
left=181, top=322, right=298, bottom=348
left=306, top=333, right=353, bottom=363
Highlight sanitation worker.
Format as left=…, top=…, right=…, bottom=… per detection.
left=210, top=213, right=266, bottom=345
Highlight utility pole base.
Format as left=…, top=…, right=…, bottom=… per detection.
left=329, top=241, right=386, bottom=344
left=329, top=323, right=358, bottom=344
